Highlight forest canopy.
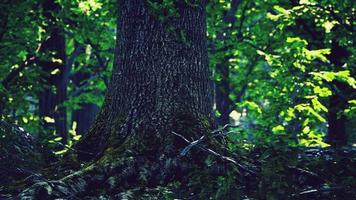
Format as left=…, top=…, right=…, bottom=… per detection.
left=0, top=0, right=355, bottom=199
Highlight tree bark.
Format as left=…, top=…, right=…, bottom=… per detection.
left=75, top=0, right=213, bottom=161
left=17, top=0, right=214, bottom=198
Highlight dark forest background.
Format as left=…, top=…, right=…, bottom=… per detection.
left=0, top=0, right=355, bottom=199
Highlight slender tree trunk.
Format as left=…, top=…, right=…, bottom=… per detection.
left=325, top=40, right=351, bottom=146
left=213, top=0, right=239, bottom=126
left=325, top=80, right=352, bottom=146
left=215, top=62, right=231, bottom=125
left=72, top=104, right=99, bottom=135
left=72, top=72, right=100, bottom=135
left=39, top=0, right=68, bottom=144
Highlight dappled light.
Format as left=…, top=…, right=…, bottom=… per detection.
left=0, top=0, right=355, bottom=199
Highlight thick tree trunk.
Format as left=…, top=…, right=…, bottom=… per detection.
left=75, top=0, right=213, bottom=161
left=39, top=0, right=68, bottom=144
left=17, top=0, right=213, bottom=198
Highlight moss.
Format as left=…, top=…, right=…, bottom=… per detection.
left=172, top=111, right=212, bottom=141
left=98, top=142, right=132, bottom=166
left=198, top=115, right=213, bottom=130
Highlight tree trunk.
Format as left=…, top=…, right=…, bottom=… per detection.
left=325, top=40, right=351, bottom=146
left=75, top=0, right=213, bottom=161
left=72, top=71, right=100, bottom=136
left=39, top=0, right=68, bottom=144
left=72, top=103, right=99, bottom=135
left=215, top=62, right=231, bottom=125
left=325, top=81, right=351, bottom=146
left=213, top=0, right=239, bottom=126
left=17, top=0, right=213, bottom=198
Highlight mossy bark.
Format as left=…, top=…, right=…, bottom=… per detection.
left=15, top=0, right=214, bottom=199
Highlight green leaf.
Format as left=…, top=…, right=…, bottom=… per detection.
left=273, top=5, right=290, bottom=15
left=272, top=125, right=285, bottom=133
left=311, top=98, right=328, bottom=112
left=54, top=137, right=62, bottom=141
left=313, top=86, right=332, bottom=97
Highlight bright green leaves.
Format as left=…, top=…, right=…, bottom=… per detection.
left=322, top=20, right=337, bottom=33
left=311, top=70, right=356, bottom=88
left=267, top=5, right=295, bottom=30
left=284, top=36, right=331, bottom=65
left=299, top=130, right=330, bottom=147
left=311, top=97, right=327, bottom=113
left=304, top=48, right=331, bottom=62
left=253, top=3, right=353, bottom=146
left=272, top=125, right=285, bottom=134
left=313, top=86, right=332, bottom=97
left=49, top=121, right=81, bottom=155
left=344, top=100, right=356, bottom=118
left=44, top=116, right=55, bottom=123
left=73, top=0, right=103, bottom=15
left=68, top=121, right=81, bottom=143
left=286, top=37, right=308, bottom=46
left=281, top=108, right=296, bottom=122
left=273, top=5, right=290, bottom=16
left=0, top=0, right=114, bottom=154
left=299, top=0, right=315, bottom=4
left=228, top=0, right=356, bottom=147
left=238, top=101, right=262, bottom=114
left=295, top=103, right=326, bottom=122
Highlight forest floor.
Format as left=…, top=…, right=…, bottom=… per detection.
left=0, top=121, right=355, bottom=199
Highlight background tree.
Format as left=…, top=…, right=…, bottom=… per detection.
left=38, top=0, right=68, bottom=144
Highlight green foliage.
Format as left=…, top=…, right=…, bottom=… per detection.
left=208, top=0, right=355, bottom=147
left=205, top=0, right=355, bottom=197
left=0, top=0, right=355, bottom=198
left=0, top=0, right=115, bottom=150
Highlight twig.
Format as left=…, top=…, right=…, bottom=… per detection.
left=178, top=124, right=239, bottom=156
left=172, top=131, right=257, bottom=175
left=294, top=186, right=344, bottom=197
left=180, top=135, right=205, bottom=156
left=211, top=124, right=239, bottom=135
left=287, top=165, right=319, bottom=178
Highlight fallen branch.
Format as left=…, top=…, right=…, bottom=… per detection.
left=177, top=124, right=240, bottom=156
left=172, top=130, right=257, bottom=175
left=292, top=186, right=344, bottom=197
